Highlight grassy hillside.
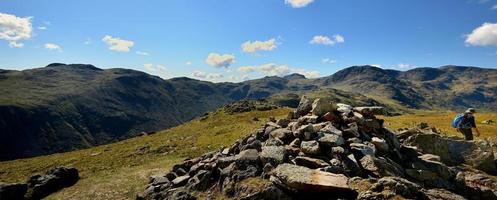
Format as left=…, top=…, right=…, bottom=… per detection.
left=0, top=107, right=292, bottom=200
left=381, top=111, right=497, bottom=138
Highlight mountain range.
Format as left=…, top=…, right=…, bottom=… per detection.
left=0, top=63, right=495, bottom=161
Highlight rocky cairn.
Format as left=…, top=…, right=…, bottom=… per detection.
left=138, top=96, right=497, bottom=200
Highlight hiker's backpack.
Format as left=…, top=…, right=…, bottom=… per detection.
left=452, top=113, right=464, bottom=128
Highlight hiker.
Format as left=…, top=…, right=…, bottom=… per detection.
left=457, top=108, right=480, bottom=140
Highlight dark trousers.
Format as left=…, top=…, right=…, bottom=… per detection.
left=458, top=128, right=473, bottom=140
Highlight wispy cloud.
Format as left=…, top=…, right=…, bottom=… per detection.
left=396, top=63, right=417, bottom=70
left=285, top=0, right=314, bottom=8
left=136, top=51, right=149, bottom=56
left=102, top=35, right=134, bottom=52
left=0, top=12, right=32, bottom=48
left=37, top=26, right=47, bottom=30
left=238, top=63, right=320, bottom=78
left=321, top=58, right=337, bottom=64
left=310, top=34, right=345, bottom=46
left=191, top=70, right=224, bottom=80
left=44, top=43, right=61, bottom=51
left=185, top=61, right=192, bottom=65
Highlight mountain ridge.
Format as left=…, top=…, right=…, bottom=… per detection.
left=0, top=63, right=496, bottom=161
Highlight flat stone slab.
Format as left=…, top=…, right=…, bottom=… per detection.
left=270, top=163, right=352, bottom=193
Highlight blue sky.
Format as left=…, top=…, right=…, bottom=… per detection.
left=1, top=0, right=497, bottom=82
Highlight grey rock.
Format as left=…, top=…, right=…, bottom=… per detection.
left=359, top=155, right=405, bottom=177
left=26, top=166, right=79, bottom=200
left=294, top=156, right=330, bottom=169
left=270, top=164, right=353, bottom=194
left=317, top=132, right=345, bottom=147
left=311, top=98, right=336, bottom=117
left=260, top=146, right=287, bottom=166
left=371, top=137, right=389, bottom=152
left=350, top=142, right=376, bottom=156
left=269, top=129, right=293, bottom=144
left=300, top=141, right=320, bottom=155
left=172, top=175, right=190, bottom=187
left=295, top=96, right=312, bottom=117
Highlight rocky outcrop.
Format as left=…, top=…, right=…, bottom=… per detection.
left=138, top=97, right=497, bottom=200
left=0, top=182, right=27, bottom=200
left=0, top=166, right=78, bottom=200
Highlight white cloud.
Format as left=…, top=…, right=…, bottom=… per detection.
left=492, top=4, right=497, bottom=9
left=136, top=51, right=149, bottom=56
left=310, top=35, right=334, bottom=45
left=292, top=68, right=320, bottom=78
left=241, top=38, right=277, bottom=53
left=191, top=70, right=223, bottom=80
left=371, top=64, right=382, bottom=68
left=37, top=26, right=47, bottom=30
left=192, top=71, right=207, bottom=78
left=238, top=66, right=258, bottom=73
left=285, top=0, right=314, bottom=8
left=334, top=34, right=345, bottom=43
left=0, top=13, right=32, bottom=48
left=102, top=35, right=134, bottom=52
left=260, top=63, right=291, bottom=76
left=44, top=43, right=61, bottom=50
left=321, top=58, right=337, bottom=64
left=207, top=73, right=223, bottom=79
left=465, top=23, right=497, bottom=46
left=9, top=41, right=23, bottom=48
left=144, top=64, right=166, bottom=78
left=205, top=53, right=236, bottom=68
left=396, top=63, right=416, bottom=70
left=185, top=61, right=192, bottom=65
left=310, top=34, right=345, bottom=46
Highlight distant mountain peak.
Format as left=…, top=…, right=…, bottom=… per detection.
left=283, top=73, right=306, bottom=80
left=45, top=63, right=101, bottom=71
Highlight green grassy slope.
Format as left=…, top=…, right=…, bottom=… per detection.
left=0, top=107, right=292, bottom=200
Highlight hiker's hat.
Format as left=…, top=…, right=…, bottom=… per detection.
left=465, top=108, right=476, bottom=114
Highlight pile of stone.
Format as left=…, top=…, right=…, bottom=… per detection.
left=138, top=96, right=497, bottom=200
left=0, top=166, right=79, bottom=200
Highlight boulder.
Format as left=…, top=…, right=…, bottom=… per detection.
left=295, top=96, right=312, bottom=117
left=270, top=164, right=353, bottom=194
left=260, top=146, right=287, bottom=166
left=0, top=182, right=27, bottom=200
left=300, top=141, right=320, bottom=155
left=293, top=156, right=330, bottom=169
left=310, top=98, right=336, bottom=117
left=404, top=133, right=497, bottom=174
left=26, top=166, right=79, bottom=200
